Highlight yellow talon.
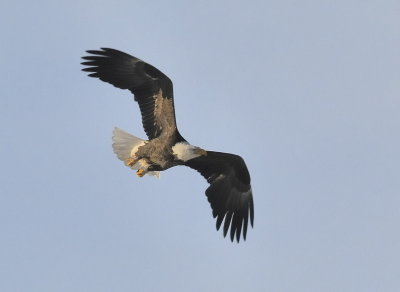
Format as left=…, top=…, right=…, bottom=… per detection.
left=125, top=157, right=137, bottom=167
left=136, top=169, right=146, bottom=177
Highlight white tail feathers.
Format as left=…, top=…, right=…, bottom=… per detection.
left=112, top=127, right=145, bottom=161
left=112, top=127, right=160, bottom=178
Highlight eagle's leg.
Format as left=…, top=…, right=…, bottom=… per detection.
left=125, top=157, right=138, bottom=167
left=134, top=158, right=152, bottom=177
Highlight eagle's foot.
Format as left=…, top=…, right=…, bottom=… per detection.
left=136, top=169, right=146, bottom=177
left=125, top=157, right=138, bottom=167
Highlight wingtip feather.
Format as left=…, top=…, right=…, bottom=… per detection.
left=250, top=200, right=255, bottom=227
left=223, top=212, right=233, bottom=238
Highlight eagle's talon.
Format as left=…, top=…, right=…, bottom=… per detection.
left=136, top=169, right=145, bottom=177
left=125, top=157, right=137, bottom=167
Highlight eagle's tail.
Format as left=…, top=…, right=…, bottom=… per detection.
left=112, top=127, right=160, bottom=178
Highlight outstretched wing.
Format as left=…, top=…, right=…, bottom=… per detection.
left=185, top=151, right=254, bottom=242
left=81, top=48, right=180, bottom=140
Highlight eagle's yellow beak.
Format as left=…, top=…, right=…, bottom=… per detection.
left=194, top=147, right=207, bottom=157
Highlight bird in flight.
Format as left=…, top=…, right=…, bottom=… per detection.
left=81, top=48, right=254, bottom=242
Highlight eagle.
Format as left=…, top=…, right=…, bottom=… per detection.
left=81, top=48, right=254, bottom=242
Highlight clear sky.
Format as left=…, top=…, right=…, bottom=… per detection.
left=1, top=0, right=399, bottom=291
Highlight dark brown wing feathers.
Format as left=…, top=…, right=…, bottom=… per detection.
left=185, top=151, right=254, bottom=242
left=81, top=48, right=176, bottom=140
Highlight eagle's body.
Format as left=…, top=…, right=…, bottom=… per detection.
left=82, top=48, right=254, bottom=242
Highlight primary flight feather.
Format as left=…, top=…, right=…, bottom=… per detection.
left=81, top=48, right=254, bottom=242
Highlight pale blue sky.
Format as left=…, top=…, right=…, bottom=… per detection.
left=1, top=0, right=399, bottom=291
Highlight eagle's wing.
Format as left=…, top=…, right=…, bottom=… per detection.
left=185, top=151, right=254, bottom=242
left=81, top=48, right=181, bottom=140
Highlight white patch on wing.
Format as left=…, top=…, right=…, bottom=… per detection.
left=242, top=187, right=252, bottom=198
left=214, top=174, right=225, bottom=182
left=172, top=142, right=201, bottom=162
